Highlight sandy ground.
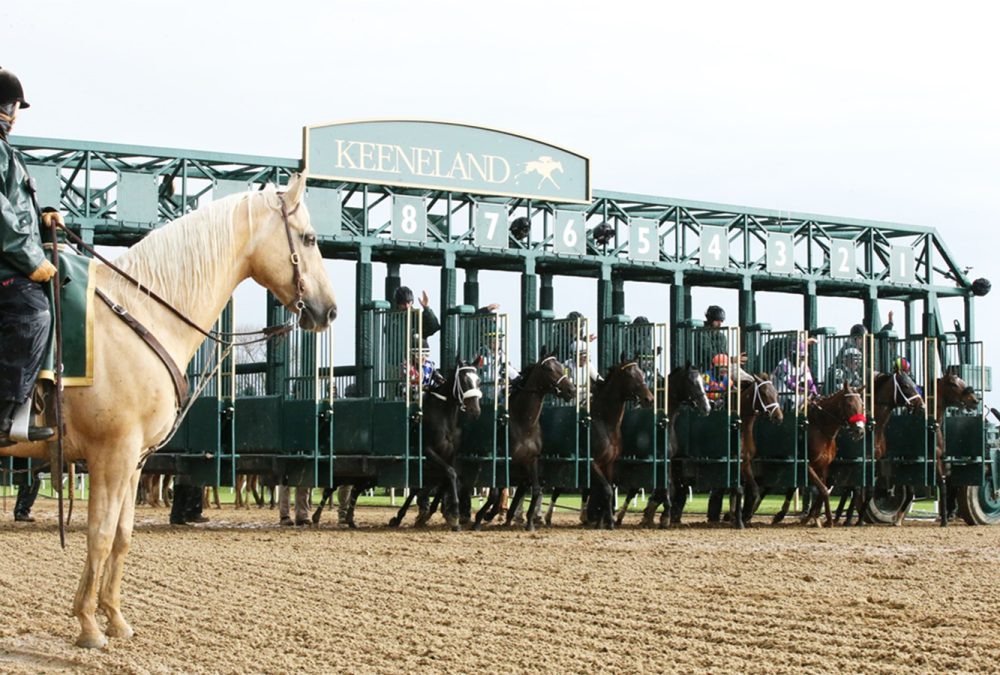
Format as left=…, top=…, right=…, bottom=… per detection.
left=1, top=498, right=999, bottom=674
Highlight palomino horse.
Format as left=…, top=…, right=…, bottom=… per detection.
left=583, top=357, right=655, bottom=529
left=615, top=364, right=711, bottom=527
left=772, top=382, right=866, bottom=527
left=388, top=362, right=482, bottom=531
left=836, top=370, right=923, bottom=526
left=473, top=352, right=576, bottom=531
left=2, top=175, right=336, bottom=648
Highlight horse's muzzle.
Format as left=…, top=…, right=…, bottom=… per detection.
left=298, top=300, right=337, bottom=331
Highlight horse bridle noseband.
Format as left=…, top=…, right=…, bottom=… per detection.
left=520, top=355, right=571, bottom=396
left=428, top=366, right=483, bottom=412
left=812, top=390, right=867, bottom=427
left=278, top=195, right=307, bottom=313
left=750, top=379, right=781, bottom=418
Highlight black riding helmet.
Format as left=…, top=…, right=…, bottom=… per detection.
left=849, top=323, right=866, bottom=338
left=393, top=285, right=414, bottom=307
left=632, top=316, right=650, bottom=325
left=0, top=68, right=30, bottom=109
left=705, top=305, right=725, bottom=323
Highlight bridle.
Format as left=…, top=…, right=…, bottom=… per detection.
left=519, top=355, right=572, bottom=397
left=278, top=195, right=307, bottom=313
left=749, top=378, right=781, bottom=418
left=812, top=389, right=867, bottom=429
left=428, top=366, right=483, bottom=412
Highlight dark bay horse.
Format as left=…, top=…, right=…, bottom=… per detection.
left=614, top=364, right=711, bottom=527
left=387, top=361, right=482, bottom=531
left=584, top=358, right=655, bottom=529
left=771, top=381, right=866, bottom=527
left=473, top=352, right=576, bottom=531
left=836, top=370, right=923, bottom=526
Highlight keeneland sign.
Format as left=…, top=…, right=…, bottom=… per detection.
left=303, top=120, right=590, bottom=204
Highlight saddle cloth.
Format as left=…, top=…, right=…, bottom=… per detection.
left=37, top=246, right=97, bottom=387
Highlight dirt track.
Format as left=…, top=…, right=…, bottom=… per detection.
left=1, top=499, right=999, bottom=673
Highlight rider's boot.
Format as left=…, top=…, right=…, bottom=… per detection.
left=0, top=399, right=54, bottom=446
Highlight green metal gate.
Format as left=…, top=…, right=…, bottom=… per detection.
left=458, top=311, right=510, bottom=488
left=538, top=315, right=591, bottom=488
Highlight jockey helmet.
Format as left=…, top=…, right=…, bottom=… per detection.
left=0, top=68, right=29, bottom=108
left=705, top=305, right=725, bottom=323
left=893, top=356, right=911, bottom=373
left=712, top=353, right=729, bottom=367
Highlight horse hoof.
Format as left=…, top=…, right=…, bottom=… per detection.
left=388, top=517, right=401, bottom=528
left=75, top=632, right=108, bottom=649
left=472, top=522, right=483, bottom=531
left=525, top=522, right=536, bottom=532
left=347, top=520, right=358, bottom=530
left=544, top=516, right=552, bottom=527
left=451, top=525, right=461, bottom=532
left=105, top=621, right=134, bottom=639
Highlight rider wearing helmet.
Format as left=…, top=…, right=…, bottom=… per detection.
left=827, top=346, right=864, bottom=389
left=0, top=67, right=63, bottom=444
left=703, top=353, right=730, bottom=402
left=697, top=305, right=747, bottom=377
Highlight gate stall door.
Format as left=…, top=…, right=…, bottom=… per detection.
left=940, top=340, right=988, bottom=488
left=877, top=336, right=934, bottom=488
left=612, top=321, right=668, bottom=491
left=457, top=311, right=510, bottom=488
left=746, top=328, right=807, bottom=490
left=674, top=325, right=740, bottom=491
left=538, top=315, right=591, bottom=488
left=817, top=332, right=874, bottom=491
left=368, top=307, right=424, bottom=488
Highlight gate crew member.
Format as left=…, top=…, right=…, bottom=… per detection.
left=0, top=67, right=62, bottom=444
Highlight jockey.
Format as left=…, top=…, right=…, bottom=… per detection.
left=826, top=346, right=864, bottom=390
left=394, top=285, right=441, bottom=389
left=703, top=353, right=730, bottom=404
left=0, top=67, right=59, bottom=444
left=771, top=339, right=818, bottom=401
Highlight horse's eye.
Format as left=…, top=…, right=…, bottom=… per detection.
left=302, top=233, right=317, bottom=247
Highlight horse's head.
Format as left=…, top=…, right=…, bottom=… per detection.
left=839, top=380, right=867, bottom=440
left=891, top=370, right=924, bottom=411
left=607, top=356, right=654, bottom=408
left=452, top=358, right=482, bottom=420
left=535, top=351, right=576, bottom=402
left=750, top=374, right=783, bottom=423
left=248, top=175, right=337, bottom=331
left=941, top=369, right=978, bottom=411
left=671, top=363, right=712, bottom=416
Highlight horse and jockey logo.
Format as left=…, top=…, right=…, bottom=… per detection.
left=515, top=156, right=564, bottom=190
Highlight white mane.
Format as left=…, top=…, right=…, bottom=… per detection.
left=109, top=189, right=267, bottom=312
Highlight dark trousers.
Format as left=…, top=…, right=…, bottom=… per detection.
left=0, top=277, right=51, bottom=405
left=14, top=477, right=40, bottom=518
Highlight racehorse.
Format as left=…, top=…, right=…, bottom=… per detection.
left=581, top=357, right=655, bottom=529
left=472, top=352, right=576, bottom=531
left=1, top=175, right=337, bottom=648
left=730, top=374, right=784, bottom=528
left=835, top=370, right=923, bottom=526
left=613, top=364, right=711, bottom=527
left=387, top=361, right=482, bottom=530
left=771, top=381, right=866, bottom=527
left=885, top=369, right=976, bottom=526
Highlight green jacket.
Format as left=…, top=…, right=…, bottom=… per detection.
left=0, top=138, right=45, bottom=281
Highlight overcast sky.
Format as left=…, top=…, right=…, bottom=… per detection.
left=5, top=1, right=998, bottom=398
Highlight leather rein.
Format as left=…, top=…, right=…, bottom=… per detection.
left=58, top=193, right=304, bottom=410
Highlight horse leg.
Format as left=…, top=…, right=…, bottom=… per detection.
left=389, top=491, right=416, bottom=527
left=413, top=487, right=435, bottom=527
left=590, top=463, right=615, bottom=530
left=615, top=487, right=640, bottom=527
left=544, top=487, right=560, bottom=527
left=73, top=448, right=139, bottom=649
left=524, top=461, right=543, bottom=532
left=505, top=483, right=527, bottom=526
left=640, top=488, right=660, bottom=528
left=731, top=485, right=745, bottom=530
left=803, top=466, right=833, bottom=527
left=669, top=481, right=688, bottom=525
left=99, top=466, right=143, bottom=640
left=473, top=487, right=497, bottom=530
left=345, top=484, right=364, bottom=529
left=771, top=489, right=795, bottom=525
left=706, top=488, right=725, bottom=523
left=893, top=488, right=915, bottom=527
left=312, top=487, right=334, bottom=525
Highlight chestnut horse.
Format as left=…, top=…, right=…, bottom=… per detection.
left=771, top=382, right=866, bottom=527
left=474, top=353, right=576, bottom=531
left=1, top=175, right=337, bottom=648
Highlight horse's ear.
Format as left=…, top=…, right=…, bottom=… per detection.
left=284, top=173, right=307, bottom=211
left=540, top=345, right=549, bottom=357
left=619, top=350, right=627, bottom=364
left=842, top=379, right=850, bottom=391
